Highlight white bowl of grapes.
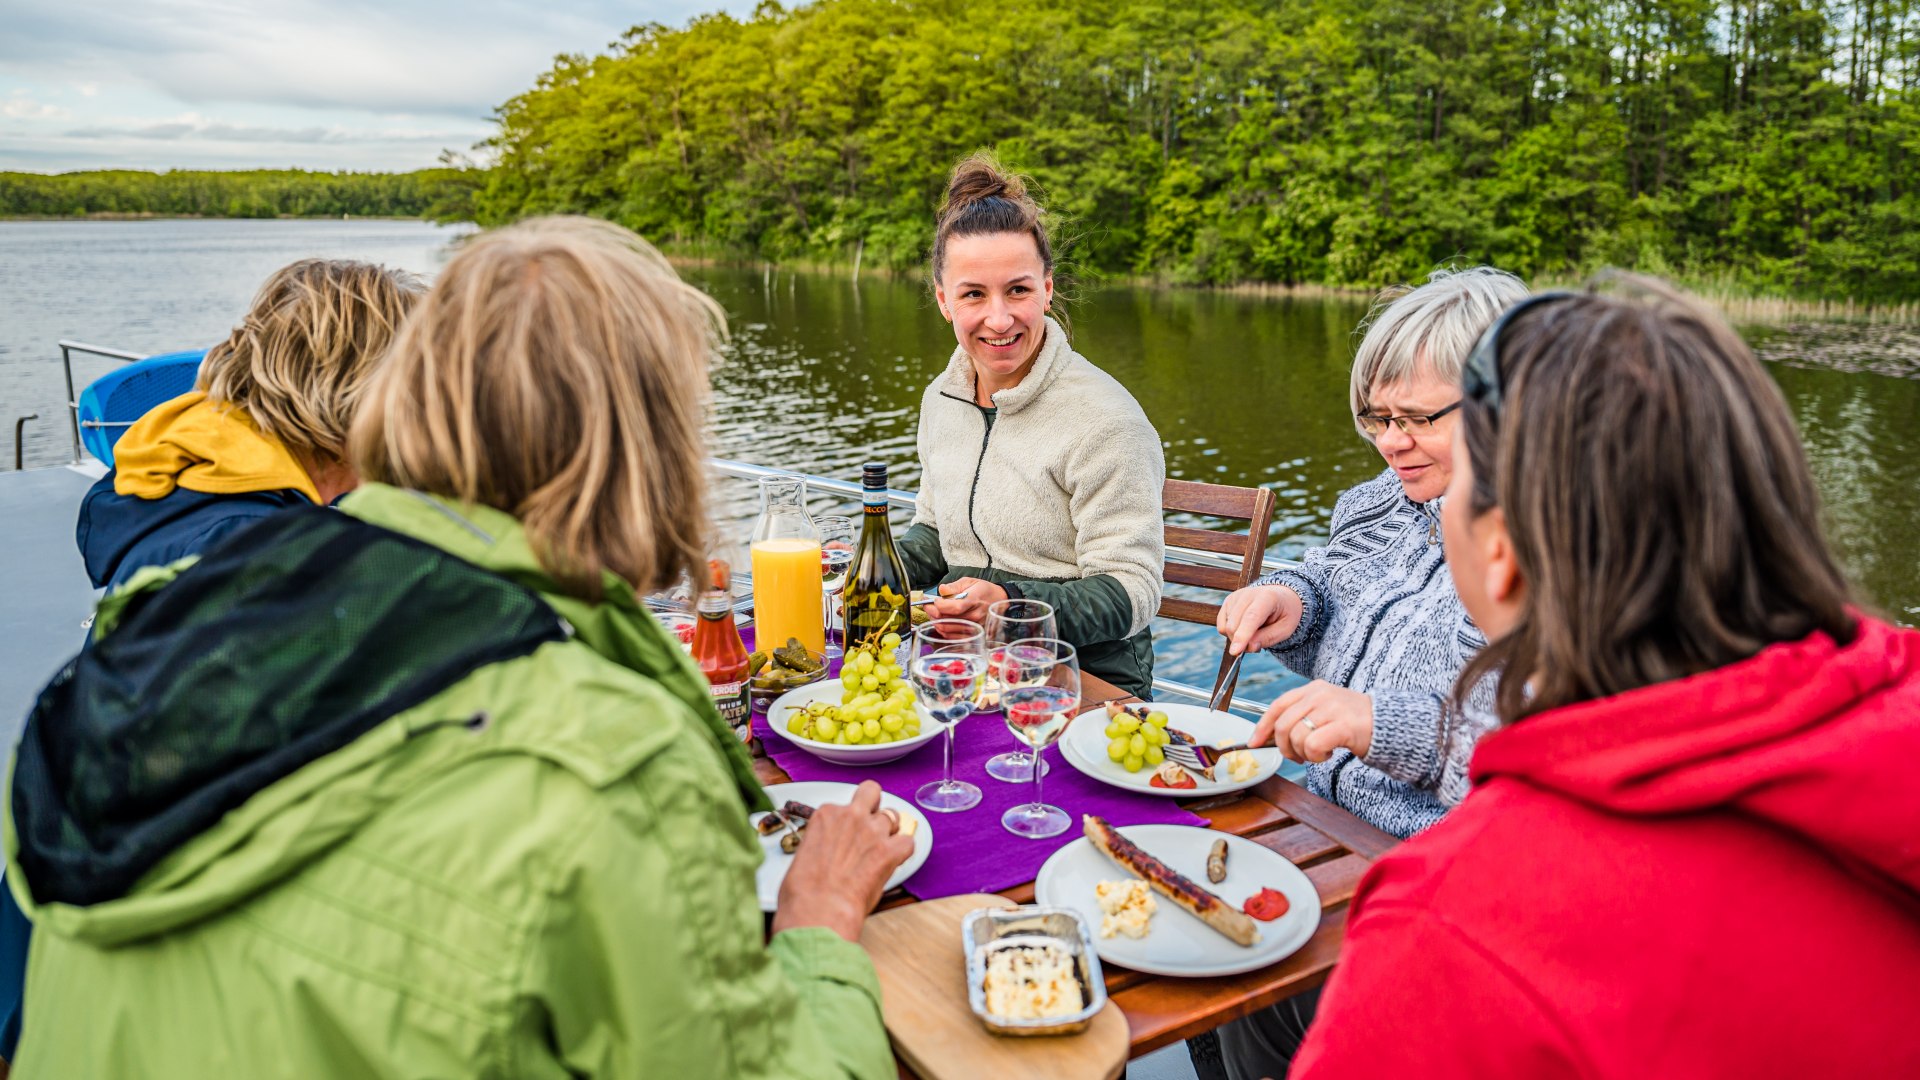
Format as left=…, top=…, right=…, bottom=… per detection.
left=765, top=634, right=942, bottom=766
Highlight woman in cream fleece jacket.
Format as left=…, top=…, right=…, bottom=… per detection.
left=897, top=156, right=1164, bottom=698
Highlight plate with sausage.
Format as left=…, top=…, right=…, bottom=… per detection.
left=1033, top=816, right=1320, bottom=978
left=749, top=781, right=933, bottom=913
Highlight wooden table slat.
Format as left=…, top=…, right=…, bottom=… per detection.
left=1246, top=821, right=1346, bottom=867
left=1186, top=793, right=1294, bottom=837
left=1253, top=776, right=1400, bottom=861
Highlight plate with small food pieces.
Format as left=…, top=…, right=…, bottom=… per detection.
left=1033, top=816, right=1320, bottom=978
left=750, top=781, right=933, bottom=913
left=1058, top=702, right=1284, bottom=798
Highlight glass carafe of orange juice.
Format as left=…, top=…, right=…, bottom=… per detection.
left=750, top=474, right=825, bottom=654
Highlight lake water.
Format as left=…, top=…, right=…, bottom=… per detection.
left=3, top=219, right=1915, bottom=704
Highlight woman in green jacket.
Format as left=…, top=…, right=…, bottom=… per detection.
left=4, top=217, right=911, bottom=1078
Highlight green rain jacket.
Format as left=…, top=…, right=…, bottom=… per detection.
left=3, top=484, right=895, bottom=1079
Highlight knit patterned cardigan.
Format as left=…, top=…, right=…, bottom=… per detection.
left=1262, top=468, right=1498, bottom=838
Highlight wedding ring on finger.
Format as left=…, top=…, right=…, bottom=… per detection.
left=1300, top=717, right=1318, bottom=735
left=880, top=808, right=902, bottom=834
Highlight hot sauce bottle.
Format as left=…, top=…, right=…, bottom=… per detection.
left=693, top=556, right=752, bottom=743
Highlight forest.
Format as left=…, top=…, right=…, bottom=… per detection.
left=474, top=0, right=1920, bottom=302
left=0, top=168, right=476, bottom=221
left=6, top=0, right=1916, bottom=302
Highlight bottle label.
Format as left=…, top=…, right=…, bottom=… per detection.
left=712, top=680, right=750, bottom=742
left=863, top=487, right=887, bottom=513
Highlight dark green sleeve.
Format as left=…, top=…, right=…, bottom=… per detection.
left=895, top=522, right=948, bottom=592
left=1001, top=573, right=1135, bottom=647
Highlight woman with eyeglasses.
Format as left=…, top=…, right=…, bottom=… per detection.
left=1290, top=277, right=1920, bottom=1077
left=1217, top=267, right=1527, bottom=840
left=1207, top=267, right=1526, bottom=1078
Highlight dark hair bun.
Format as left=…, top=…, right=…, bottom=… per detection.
left=941, top=155, right=1031, bottom=218
left=931, top=152, right=1054, bottom=283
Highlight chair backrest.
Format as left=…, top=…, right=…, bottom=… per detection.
left=77, top=348, right=208, bottom=467
left=1158, top=479, right=1277, bottom=706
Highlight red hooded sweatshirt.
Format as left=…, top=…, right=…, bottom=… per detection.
left=1293, top=616, right=1920, bottom=1079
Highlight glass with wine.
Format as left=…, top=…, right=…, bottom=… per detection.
left=981, top=598, right=1057, bottom=782
left=998, top=637, right=1079, bottom=839
left=910, top=619, right=986, bottom=813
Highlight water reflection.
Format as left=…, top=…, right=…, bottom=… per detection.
left=3, top=221, right=1909, bottom=704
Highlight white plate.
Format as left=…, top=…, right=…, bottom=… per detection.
left=1060, top=703, right=1284, bottom=797
left=763, top=681, right=941, bottom=766
left=751, top=781, right=933, bottom=913
left=1034, top=823, right=1320, bottom=978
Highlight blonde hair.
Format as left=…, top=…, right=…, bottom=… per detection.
left=198, top=258, right=426, bottom=461
left=349, top=216, right=724, bottom=600
left=1349, top=266, right=1529, bottom=439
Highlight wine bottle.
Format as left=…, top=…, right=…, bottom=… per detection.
left=841, top=462, right=912, bottom=652
left=692, top=556, right=752, bottom=743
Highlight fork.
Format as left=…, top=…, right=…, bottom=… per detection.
left=1164, top=740, right=1256, bottom=771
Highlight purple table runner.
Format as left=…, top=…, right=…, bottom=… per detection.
left=741, top=629, right=1203, bottom=900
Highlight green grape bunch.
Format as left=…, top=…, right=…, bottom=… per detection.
left=1102, top=703, right=1171, bottom=773
left=782, top=633, right=922, bottom=745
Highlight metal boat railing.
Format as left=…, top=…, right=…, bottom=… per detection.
left=56, top=340, right=148, bottom=465
left=41, top=349, right=1288, bottom=715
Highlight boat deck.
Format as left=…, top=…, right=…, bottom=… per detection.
left=0, top=464, right=104, bottom=746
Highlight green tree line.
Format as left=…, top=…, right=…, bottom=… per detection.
left=0, top=168, right=479, bottom=220
left=475, top=0, right=1920, bottom=302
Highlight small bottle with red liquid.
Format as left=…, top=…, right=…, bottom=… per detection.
left=692, top=556, right=752, bottom=743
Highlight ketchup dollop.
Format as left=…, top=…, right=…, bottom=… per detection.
left=1243, top=887, right=1291, bottom=921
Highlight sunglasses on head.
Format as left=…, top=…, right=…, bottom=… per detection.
left=1462, top=291, right=1579, bottom=414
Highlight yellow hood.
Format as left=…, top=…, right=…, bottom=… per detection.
left=112, top=391, right=321, bottom=504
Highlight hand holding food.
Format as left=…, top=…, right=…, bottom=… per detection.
left=1215, top=584, right=1305, bottom=657
left=1251, top=679, right=1375, bottom=762
left=772, top=781, right=914, bottom=942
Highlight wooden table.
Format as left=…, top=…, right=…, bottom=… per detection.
left=751, top=669, right=1399, bottom=1063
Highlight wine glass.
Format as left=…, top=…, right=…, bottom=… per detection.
left=981, top=599, right=1057, bottom=783
left=999, top=638, right=1080, bottom=839
left=910, top=619, right=986, bottom=813
left=816, top=515, right=854, bottom=662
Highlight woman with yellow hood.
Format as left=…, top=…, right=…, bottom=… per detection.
left=75, top=258, right=424, bottom=589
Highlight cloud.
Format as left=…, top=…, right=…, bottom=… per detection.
left=0, top=0, right=738, bottom=118
left=59, top=114, right=468, bottom=146
left=3, top=92, right=70, bottom=120
left=0, top=0, right=748, bottom=170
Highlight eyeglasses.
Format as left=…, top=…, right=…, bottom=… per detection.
left=1356, top=401, right=1461, bottom=436
left=1462, top=290, right=1579, bottom=414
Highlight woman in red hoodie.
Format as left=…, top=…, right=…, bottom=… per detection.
left=1288, top=277, right=1920, bottom=1078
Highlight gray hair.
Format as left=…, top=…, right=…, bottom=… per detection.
left=1349, top=266, right=1531, bottom=438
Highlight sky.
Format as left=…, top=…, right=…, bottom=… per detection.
left=0, top=0, right=748, bottom=173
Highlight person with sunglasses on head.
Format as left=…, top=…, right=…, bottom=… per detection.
left=1291, top=277, right=1920, bottom=1078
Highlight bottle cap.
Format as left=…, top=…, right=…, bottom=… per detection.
left=862, top=462, right=888, bottom=488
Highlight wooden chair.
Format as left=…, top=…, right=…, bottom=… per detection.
left=1158, top=479, right=1277, bottom=707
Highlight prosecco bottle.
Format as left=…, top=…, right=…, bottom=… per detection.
left=841, top=462, right=912, bottom=651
